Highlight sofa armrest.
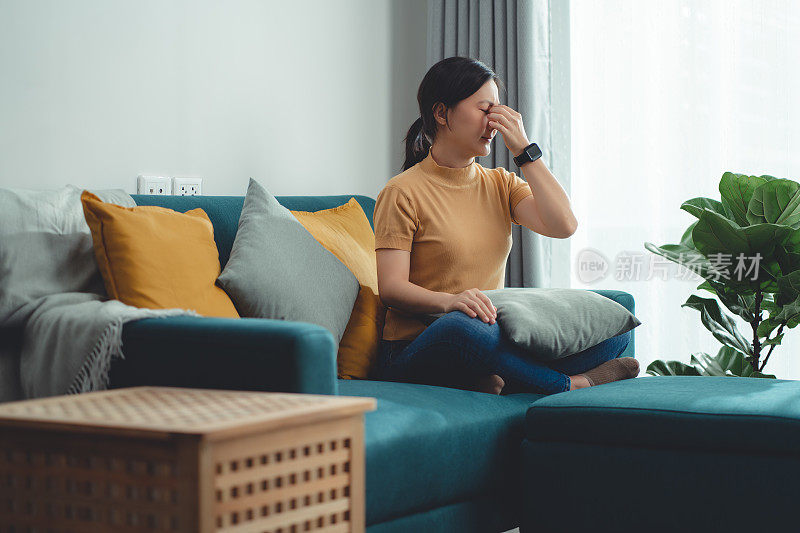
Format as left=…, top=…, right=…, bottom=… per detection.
left=109, top=316, right=339, bottom=395
left=586, top=289, right=636, bottom=358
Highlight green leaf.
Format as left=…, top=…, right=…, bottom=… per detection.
left=769, top=231, right=800, bottom=280
left=713, top=347, right=775, bottom=378
left=719, top=172, right=767, bottom=227
left=646, top=359, right=701, bottom=376
left=697, top=280, right=716, bottom=293
left=695, top=277, right=755, bottom=321
left=770, top=292, right=800, bottom=328
left=693, top=210, right=791, bottom=258
left=644, top=242, right=715, bottom=279
left=691, top=211, right=792, bottom=292
left=696, top=279, right=755, bottom=310
left=714, top=346, right=751, bottom=376
left=761, top=297, right=781, bottom=317
left=681, top=197, right=730, bottom=220
left=690, top=351, right=730, bottom=376
left=680, top=220, right=699, bottom=249
left=757, top=260, right=782, bottom=293
left=775, top=248, right=800, bottom=277
left=747, top=178, right=800, bottom=227
left=761, top=333, right=784, bottom=347
left=775, top=271, right=800, bottom=306
left=757, top=316, right=782, bottom=338
left=647, top=348, right=776, bottom=378
left=682, top=295, right=752, bottom=354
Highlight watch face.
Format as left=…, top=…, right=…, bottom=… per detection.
left=515, top=144, right=541, bottom=166
left=521, top=144, right=541, bottom=162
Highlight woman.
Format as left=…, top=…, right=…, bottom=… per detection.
left=372, top=56, right=639, bottom=395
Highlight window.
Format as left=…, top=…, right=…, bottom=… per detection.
left=569, top=0, right=800, bottom=377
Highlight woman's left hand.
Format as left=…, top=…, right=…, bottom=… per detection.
left=487, top=105, right=531, bottom=157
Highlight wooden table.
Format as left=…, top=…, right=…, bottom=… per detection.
left=0, top=386, right=376, bottom=532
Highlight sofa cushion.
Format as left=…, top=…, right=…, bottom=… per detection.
left=422, top=287, right=641, bottom=361
left=217, top=179, right=360, bottom=344
left=337, top=378, right=544, bottom=525
left=80, top=191, right=239, bottom=318
left=291, top=198, right=387, bottom=380
left=524, top=375, right=800, bottom=455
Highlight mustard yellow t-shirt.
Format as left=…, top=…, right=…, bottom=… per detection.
left=374, top=146, right=533, bottom=341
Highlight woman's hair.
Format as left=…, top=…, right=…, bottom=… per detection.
left=402, top=56, right=504, bottom=171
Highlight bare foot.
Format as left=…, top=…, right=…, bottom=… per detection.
left=568, top=374, right=592, bottom=390
left=470, top=374, right=505, bottom=394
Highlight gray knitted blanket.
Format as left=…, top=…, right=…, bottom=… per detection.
left=0, top=185, right=194, bottom=402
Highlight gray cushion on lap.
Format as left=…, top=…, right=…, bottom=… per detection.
left=421, top=287, right=641, bottom=361
left=217, top=178, right=360, bottom=344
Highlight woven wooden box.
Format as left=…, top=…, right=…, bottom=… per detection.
left=0, top=386, right=376, bottom=532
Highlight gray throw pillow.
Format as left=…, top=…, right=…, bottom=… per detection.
left=217, top=178, right=360, bottom=344
left=421, top=287, right=641, bottom=361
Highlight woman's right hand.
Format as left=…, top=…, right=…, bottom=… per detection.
left=444, top=288, right=497, bottom=324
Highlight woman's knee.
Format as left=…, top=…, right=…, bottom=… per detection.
left=429, top=310, right=499, bottom=343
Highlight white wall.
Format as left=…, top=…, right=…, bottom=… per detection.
left=0, top=0, right=428, bottom=199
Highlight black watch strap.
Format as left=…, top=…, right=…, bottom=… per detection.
left=513, top=142, right=542, bottom=167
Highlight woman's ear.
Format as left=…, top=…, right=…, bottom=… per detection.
left=432, top=102, right=448, bottom=126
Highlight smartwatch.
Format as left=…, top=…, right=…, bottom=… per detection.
left=513, top=142, right=543, bottom=167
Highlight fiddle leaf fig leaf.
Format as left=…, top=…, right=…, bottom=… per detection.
left=715, top=346, right=752, bottom=376
left=770, top=292, right=800, bottom=328
left=693, top=210, right=792, bottom=258
left=680, top=220, right=698, bottom=250
left=761, top=333, right=784, bottom=347
left=682, top=295, right=752, bottom=355
left=775, top=271, right=800, bottom=306
left=697, top=280, right=716, bottom=294
left=700, top=278, right=756, bottom=322
left=690, top=351, right=729, bottom=376
left=757, top=316, right=782, bottom=339
left=646, top=359, right=701, bottom=377
left=681, top=197, right=730, bottom=220
left=644, top=242, right=714, bottom=280
left=720, top=172, right=767, bottom=227
left=747, top=178, right=800, bottom=227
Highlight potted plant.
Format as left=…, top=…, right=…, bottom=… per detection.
left=643, top=171, right=800, bottom=378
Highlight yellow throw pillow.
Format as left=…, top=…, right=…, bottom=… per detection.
left=80, top=191, right=240, bottom=318
left=291, top=198, right=386, bottom=379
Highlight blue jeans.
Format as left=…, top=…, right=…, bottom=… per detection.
left=373, top=310, right=632, bottom=395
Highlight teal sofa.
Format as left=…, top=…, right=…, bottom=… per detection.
left=108, top=194, right=637, bottom=532
left=520, top=375, right=800, bottom=532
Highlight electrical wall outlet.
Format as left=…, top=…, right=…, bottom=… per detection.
left=137, top=175, right=172, bottom=195
left=173, top=177, right=203, bottom=196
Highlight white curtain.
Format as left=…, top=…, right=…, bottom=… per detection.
left=569, top=0, right=800, bottom=378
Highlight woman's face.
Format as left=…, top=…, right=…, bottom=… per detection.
left=434, top=79, right=499, bottom=157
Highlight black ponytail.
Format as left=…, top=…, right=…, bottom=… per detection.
left=402, top=117, right=430, bottom=171
left=402, top=56, right=504, bottom=171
